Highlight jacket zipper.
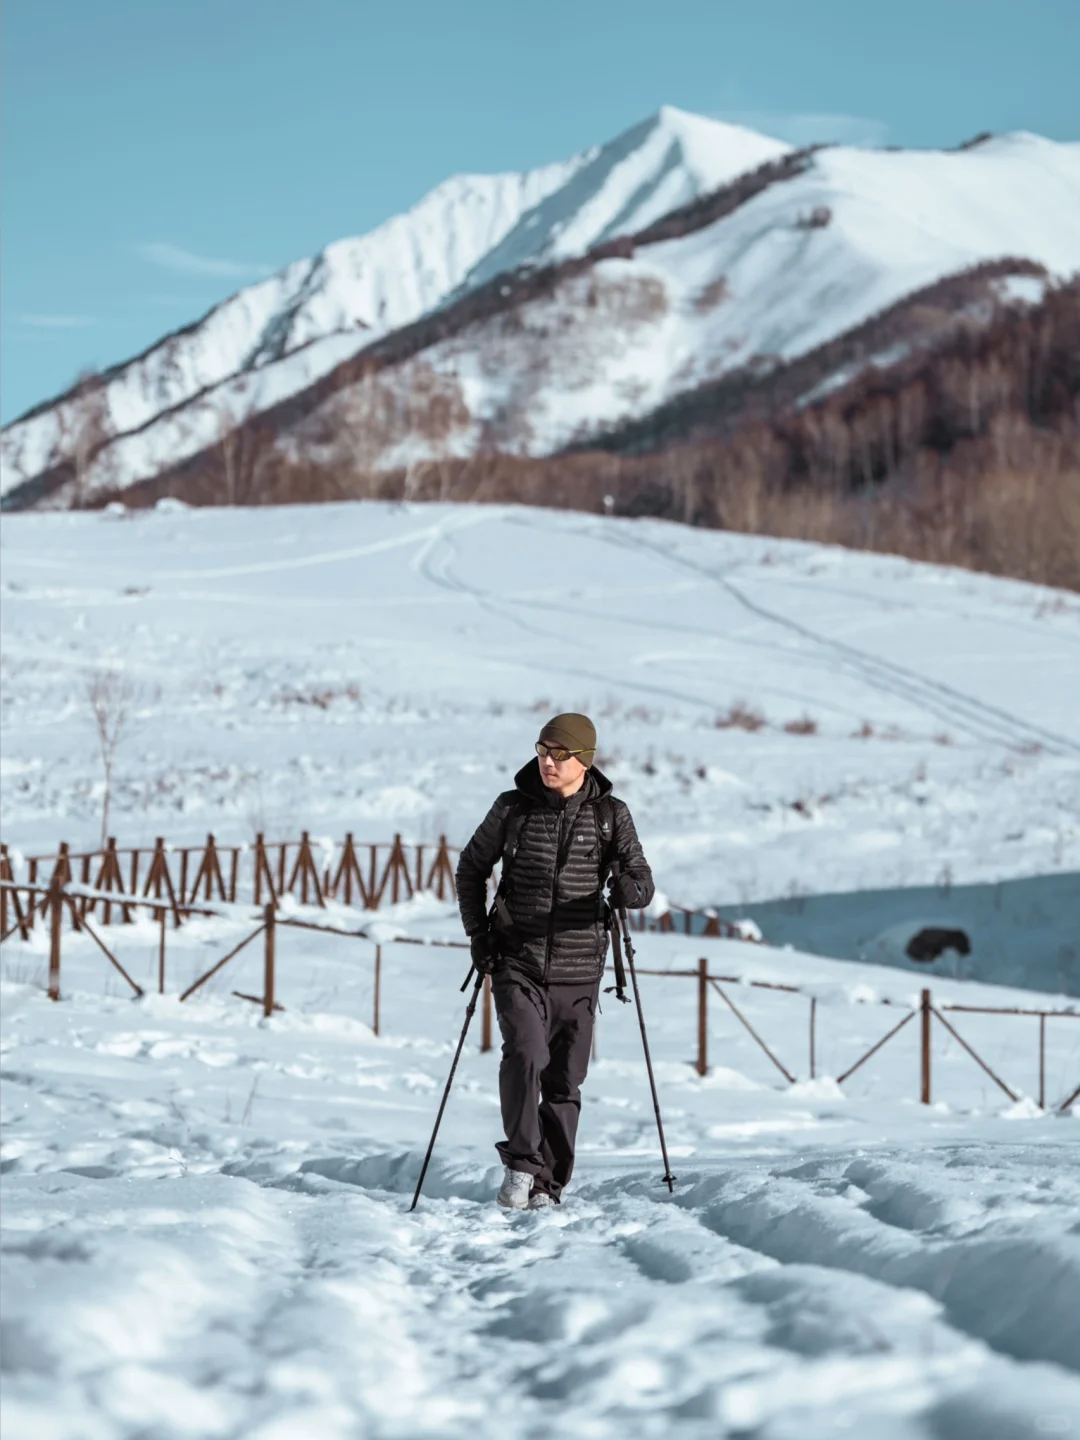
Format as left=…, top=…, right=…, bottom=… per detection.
left=543, top=809, right=565, bottom=984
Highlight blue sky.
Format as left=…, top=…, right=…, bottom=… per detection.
left=3, top=0, right=1077, bottom=424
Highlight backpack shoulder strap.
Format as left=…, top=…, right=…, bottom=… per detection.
left=491, top=793, right=527, bottom=928
left=502, top=793, right=527, bottom=868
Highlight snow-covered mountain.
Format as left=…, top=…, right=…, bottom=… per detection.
left=0, top=108, right=787, bottom=506
left=3, top=110, right=1079, bottom=509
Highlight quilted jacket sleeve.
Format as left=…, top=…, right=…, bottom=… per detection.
left=455, top=793, right=513, bottom=936
left=612, top=799, right=654, bottom=909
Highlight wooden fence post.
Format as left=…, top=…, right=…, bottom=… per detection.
left=286, top=831, right=325, bottom=907
left=373, top=944, right=381, bottom=1036
left=48, top=878, right=62, bottom=1002
left=697, top=957, right=708, bottom=1076
left=921, top=988, right=932, bottom=1104
left=158, top=908, right=167, bottom=995
left=263, top=904, right=276, bottom=1019
left=482, top=975, right=493, bottom=1053
left=809, top=996, right=817, bottom=1080
left=427, top=836, right=456, bottom=901
left=28, top=857, right=39, bottom=929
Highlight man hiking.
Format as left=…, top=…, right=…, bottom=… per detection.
left=456, top=713, right=654, bottom=1210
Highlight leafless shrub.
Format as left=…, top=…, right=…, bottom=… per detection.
left=715, top=701, right=767, bottom=732
left=783, top=714, right=819, bottom=735
left=693, top=277, right=730, bottom=314
left=852, top=720, right=875, bottom=739
left=276, top=684, right=361, bottom=710
left=87, top=670, right=136, bottom=847
left=795, top=206, right=832, bottom=229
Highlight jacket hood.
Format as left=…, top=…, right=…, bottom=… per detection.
left=514, top=757, right=613, bottom=806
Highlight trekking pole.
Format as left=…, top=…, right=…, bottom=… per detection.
left=610, top=866, right=676, bottom=1193
left=409, top=966, right=486, bottom=1212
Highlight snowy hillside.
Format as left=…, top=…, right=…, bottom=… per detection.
left=2, top=893, right=1079, bottom=1438
left=0, top=108, right=788, bottom=506
left=3, top=501, right=1079, bottom=1438
left=4, top=118, right=1080, bottom=510
left=3, top=501, right=1078, bottom=911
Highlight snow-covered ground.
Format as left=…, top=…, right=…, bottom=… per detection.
left=3, top=896, right=1079, bottom=1439
left=3, top=501, right=1080, bottom=1437
left=3, top=501, right=1079, bottom=902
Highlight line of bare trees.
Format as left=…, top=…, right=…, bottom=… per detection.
left=89, top=276, right=1080, bottom=591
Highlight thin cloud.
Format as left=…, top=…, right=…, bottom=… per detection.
left=718, top=111, right=891, bottom=149
left=20, top=313, right=96, bottom=328
left=136, top=242, right=273, bottom=278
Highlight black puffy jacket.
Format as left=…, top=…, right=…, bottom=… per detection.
left=456, top=760, right=654, bottom=985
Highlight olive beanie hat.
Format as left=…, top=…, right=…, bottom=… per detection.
left=538, top=712, right=597, bottom=766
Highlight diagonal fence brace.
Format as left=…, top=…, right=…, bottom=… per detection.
left=179, top=925, right=266, bottom=1003
left=709, top=977, right=796, bottom=1084
left=931, top=1005, right=1019, bottom=1102
left=74, top=909, right=145, bottom=997
left=835, top=1008, right=916, bottom=1085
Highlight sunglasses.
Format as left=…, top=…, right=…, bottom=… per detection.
left=535, top=741, right=588, bottom=762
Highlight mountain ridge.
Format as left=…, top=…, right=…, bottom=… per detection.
left=3, top=112, right=1079, bottom=513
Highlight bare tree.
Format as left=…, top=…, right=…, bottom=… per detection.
left=56, top=369, right=112, bottom=507
left=87, top=671, right=136, bottom=847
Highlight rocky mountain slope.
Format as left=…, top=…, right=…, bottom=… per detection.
left=0, top=108, right=787, bottom=508
left=2, top=111, right=1078, bottom=512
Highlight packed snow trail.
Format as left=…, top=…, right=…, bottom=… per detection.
left=6, top=1142, right=1080, bottom=1438
left=3, top=915, right=1079, bottom=1439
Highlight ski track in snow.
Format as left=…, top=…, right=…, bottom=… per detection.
left=570, top=516, right=1080, bottom=756
left=2, top=501, right=1079, bottom=913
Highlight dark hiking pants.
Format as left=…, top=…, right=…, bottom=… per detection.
left=492, top=970, right=599, bottom=1201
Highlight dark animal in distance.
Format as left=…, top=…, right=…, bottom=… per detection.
left=906, top=927, right=972, bottom=963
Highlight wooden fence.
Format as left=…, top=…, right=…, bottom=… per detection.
left=0, top=832, right=458, bottom=938
left=0, top=833, right=749, bottom=941
left=2, top=877, right=1076, bottom=1113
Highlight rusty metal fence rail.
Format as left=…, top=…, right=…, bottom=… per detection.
left=638, top=960, right=1080, bottom=1112
left=3, top=878, right=1076, bottom=1113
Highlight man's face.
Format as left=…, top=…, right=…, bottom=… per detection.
left=537, top=743, right=588, bottom=796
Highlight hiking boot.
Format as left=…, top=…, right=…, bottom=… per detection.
left=496, top=1167, right=533, bottom=1209
left=527, top=1190, right=556, bottom=1211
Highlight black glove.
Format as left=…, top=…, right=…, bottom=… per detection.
left=608, top=873, right=642, bottom=911
left=470, top=931, right=498, bottom=975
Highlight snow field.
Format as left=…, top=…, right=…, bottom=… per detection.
left=3, top=502, right=1078, bottom=907
left=3, top=905, right=1079, bottom=1439
left=3, top=499, right=1080, bottom=1436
